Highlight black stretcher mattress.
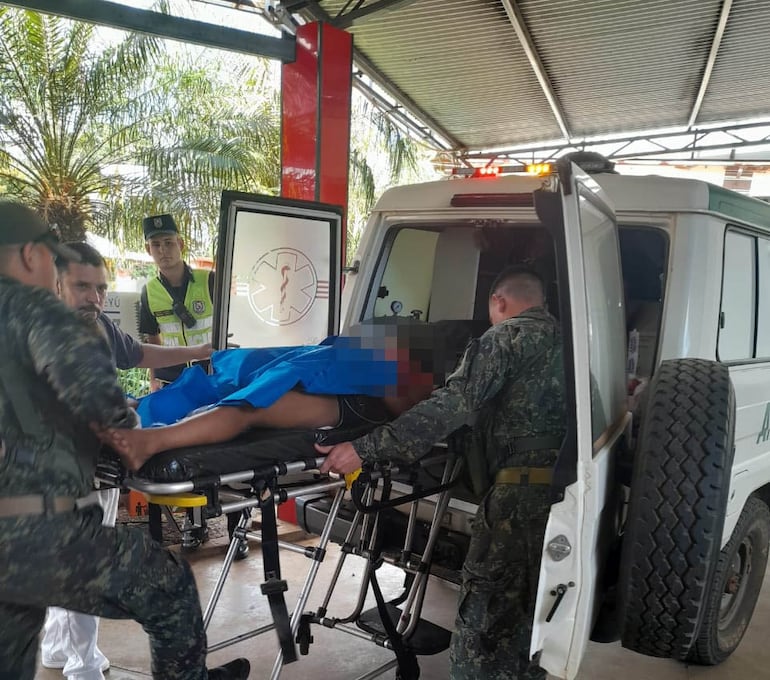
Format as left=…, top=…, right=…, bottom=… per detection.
left=134, top=418, right=382, bottom=484
left=121, top=319, right=489, bottom=485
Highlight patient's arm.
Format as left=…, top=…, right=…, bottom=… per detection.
left=101, top=391, right=340, bottom=471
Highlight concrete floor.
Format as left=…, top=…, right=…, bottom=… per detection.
left=35, top=527, right=770, bottom=680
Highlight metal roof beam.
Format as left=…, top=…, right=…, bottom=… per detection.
left=613, top=137, right=770, bottom=161
left=461, top=120, right=770, bottom=163
left=500, top=0, right=571, bottom=142
left=300, top=1, right=462, bottom=149
left=333, top=0, right=417, bottom=30
left=353, top=73, right=452, bottom=149
left=352, top=50, right=457, bottom=149
left=687, top=0, right=733, bottom=129
left=1, top=0, right=296, bottom=62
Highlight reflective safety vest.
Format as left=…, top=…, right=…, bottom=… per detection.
left=146, top=269, right=213, bottom=348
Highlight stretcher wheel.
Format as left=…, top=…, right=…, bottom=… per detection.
left=296, top=614, right=313, bottom=655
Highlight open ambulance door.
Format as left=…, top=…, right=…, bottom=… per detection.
left=212, top=191, right=343, bottom=350
left=530, top=163, right=629, bottom=678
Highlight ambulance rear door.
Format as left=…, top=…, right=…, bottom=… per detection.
left=530, top=163, right=629, bottom=678
left=212, top=191, right=343, bottom=349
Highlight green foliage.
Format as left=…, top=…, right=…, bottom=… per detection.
left=346, top=97, right=435, bottom=262
left=135, top=52, right=281, bottom=254
left=0, top=7, right=438, bottom=261
left=0, top=7, right=280, bottom=253
left=0, top=8, right=159, bottom=240
left=122, top=261, right=155, bottom=280
left=117, top=366, right=151, bottom=398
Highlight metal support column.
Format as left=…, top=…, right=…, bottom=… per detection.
left=281, top=21, right=353, bottom=260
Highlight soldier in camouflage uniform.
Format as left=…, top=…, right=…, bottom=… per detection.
left=0, top=202, right=249, bottom=680
left=319, top=265, right=566, bottom=680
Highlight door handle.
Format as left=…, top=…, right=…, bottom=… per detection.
left=545, top=581, right=574, bottom=622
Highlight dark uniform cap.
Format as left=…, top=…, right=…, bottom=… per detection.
left=0, top=201, right=81, bottom=261
left=143, top=213, right=179, bottom=240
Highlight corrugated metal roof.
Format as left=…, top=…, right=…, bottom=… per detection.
left=698, top=0, right=770, bottom=123
left=20, top=0, right=770, bottom=156
left=322, top=0, right=563, bottom=149
left=307, top=0, right=770, bottom=154
left=522, top=0, right=722, bottom=136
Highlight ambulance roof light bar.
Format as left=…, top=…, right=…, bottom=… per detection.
left=452, top=163, right=552, bottom=178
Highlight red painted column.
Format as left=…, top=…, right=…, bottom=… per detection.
left=279, top=23, right=352, bottom=525
left=281, top=21, right=353, bottom=262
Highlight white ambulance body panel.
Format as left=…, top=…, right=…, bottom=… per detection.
left=338, top=167, right=770, bottom=677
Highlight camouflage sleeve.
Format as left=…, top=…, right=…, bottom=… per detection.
left=16, top=286, right=137, bottom=429
left=353, top=325, right=523, bottom=463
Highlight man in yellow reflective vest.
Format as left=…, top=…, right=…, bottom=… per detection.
left=138, top=214, right=245, bottom=556
left=139, top=214, right=214, bottom=391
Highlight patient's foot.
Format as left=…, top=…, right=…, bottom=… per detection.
left=100, top=427, right=159, bottom=471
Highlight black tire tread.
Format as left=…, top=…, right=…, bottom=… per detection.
left=688, top=496, right=770, bottom=665
left=619, top=359, right=735, bottom=660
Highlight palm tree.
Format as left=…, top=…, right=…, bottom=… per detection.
left=0, top=8, right=281, bottom=251
left=0, top=7, right=433, bottom=257
left=347, top=95, right=431, bottom=261
left=0, top=8, right=159, bottom=240
left=135, top=50, right=281, bottom=253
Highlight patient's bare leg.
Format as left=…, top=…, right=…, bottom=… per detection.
left=103, top=392, right=340, bottom=471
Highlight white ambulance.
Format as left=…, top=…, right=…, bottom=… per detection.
left=216, top=154, right=770, bottom=677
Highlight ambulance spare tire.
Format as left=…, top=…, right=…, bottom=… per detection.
left=618, top=359, right=735, bottom=660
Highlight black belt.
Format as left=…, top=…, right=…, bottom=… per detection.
left=505, top=435, right=563, bottom=455
left=496, top=467, right=552, bottom=485
left=0, top=495, right=76, bottom=518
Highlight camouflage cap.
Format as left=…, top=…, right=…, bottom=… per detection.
left=143, top=213, right=179, bottom=240
left=0, top=201, right=80, bottom=261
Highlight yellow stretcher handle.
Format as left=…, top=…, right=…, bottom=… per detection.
left=146, top=492, right=208, bottom=508
left=344, top=468, right=362, bottom=490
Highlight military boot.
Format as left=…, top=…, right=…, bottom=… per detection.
left=207, top=657, right=250, bottom=679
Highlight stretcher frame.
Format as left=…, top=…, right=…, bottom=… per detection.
left=97, top=444, right=462, bottom=680
left=295, top=447, right=462, bottom=680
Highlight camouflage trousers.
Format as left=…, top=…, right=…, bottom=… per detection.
left=0, top=504, right=207, bottom=680
left=449, top=483, right=552, bottom=680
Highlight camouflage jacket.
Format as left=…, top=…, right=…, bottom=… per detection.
left=354, top=307, right=566, bottom=479
left=0, top=276, right=136, bottom=498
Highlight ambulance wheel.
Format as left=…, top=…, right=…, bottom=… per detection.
left=688, top=496, right=770, bottom=665
left=618, top=359, right=735, bottom=660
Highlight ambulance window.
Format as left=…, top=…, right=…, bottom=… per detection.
left=756, top=238, right=770, bottom=358
left=619, top=226, right=667, bottom=379
left=473, top=227, right=556, bottom=320
left=718, top=231, right=756, bottom=361
left=372, top=228, right=439, bottom=320
left=578, top=193, right=627, bottom=443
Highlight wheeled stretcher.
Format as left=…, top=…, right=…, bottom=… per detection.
left=97, top=422, right=463, bottom=680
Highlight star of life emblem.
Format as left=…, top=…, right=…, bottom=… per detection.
left=247, top=248, right=319, bottom=326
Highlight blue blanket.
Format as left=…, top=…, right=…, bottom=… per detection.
left=137, top=338, right=397, bottom=427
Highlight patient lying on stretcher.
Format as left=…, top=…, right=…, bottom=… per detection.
left=101, top=323, right=452, bottom=472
